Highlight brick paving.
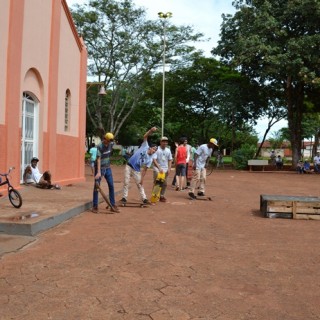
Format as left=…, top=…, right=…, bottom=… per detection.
left=1, top=166, right=320, bottom=319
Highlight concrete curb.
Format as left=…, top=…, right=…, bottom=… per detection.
left=0, top=189, right=123, bottom=236
left=0, top=201, right=92, bottom=236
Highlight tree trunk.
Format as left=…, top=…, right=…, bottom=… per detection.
left=286, top=77, right=304, bottom=168
left=255, top=129, right=269, bottom=159
left=312, top=131, right=320, bottom=158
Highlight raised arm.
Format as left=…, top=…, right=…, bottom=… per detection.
left=143, top=127, right=157, bottom=141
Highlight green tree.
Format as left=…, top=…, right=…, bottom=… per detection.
left=213, top=0, right=320, bottom=166
left=71, top=0, right=203, bottom=138
left=154, top=55, right=262, bottom=147
left=301, top=113, right=320, bottom=157
left=268, top=130, right=286, bottom=150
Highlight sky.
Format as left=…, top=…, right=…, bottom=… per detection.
left=66, top=0, right=287, bottom=139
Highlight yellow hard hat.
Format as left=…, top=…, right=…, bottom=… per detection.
left=209, top=138, right=218, bottom=146
left=105, top=132, right=114, bottom=140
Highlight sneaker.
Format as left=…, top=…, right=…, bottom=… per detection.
left=175, top=186, right=180, bottom=191
left=120, top=198, right=127, bottom=203
left=92, top=206, right=99, bottom=213
left=54, top=184, right=61, bottom=190
left=143, top=199, right=150, bottom=204
left=188, top=192, right=196, bottom=199
left=110, top=205, right=120, bottom=213
left=197, top=192, right=205, bottom=196
left=160, top=196, right=167, bottom=202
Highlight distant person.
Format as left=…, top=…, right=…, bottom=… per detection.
left=23, top=157, right=61, bottom=189
left=297, top=160, right=304, bottom=174
left=184, top=139, right=192, bottom=188
left=270, top=150, right=276, bottom=165
left=216, top=150, right=224, bottom=168
left=313, top=152, right=320, bottom=173
left=174, top=138, right=188, bottom=191
left=121, top=127, right=158, bottom=204
left=275, top=155, right=283, bottom=170
left=303, top=160, right=311, bottom=173
left=188, top=138, right=218, bottom=199
left=89, top=143, right=98, bottom=175
left=153, top=136, right=173, bottom=202
left=92, top=132, right=120, bottom=213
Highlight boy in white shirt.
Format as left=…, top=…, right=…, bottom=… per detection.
left=153, top=136, right=173, bottom=202
left=188, top=138, right=218, bottom=199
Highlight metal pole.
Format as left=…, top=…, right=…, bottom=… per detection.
left=158, top=12, right=172, bottom=137
left=161, top=23, right=166, bottom=137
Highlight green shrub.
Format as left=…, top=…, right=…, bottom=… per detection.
left=112, top=148, right=121, bottom=156
left=232, top=144, right=256, bottom=169
left=85, top=153, right=91, bottom=163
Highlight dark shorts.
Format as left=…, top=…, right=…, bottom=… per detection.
left=176, top=163, right=186, bottom=176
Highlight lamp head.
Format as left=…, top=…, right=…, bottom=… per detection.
left=158, top=12, right=172, bottom=19
left=98, top=85, right=106, bottom=95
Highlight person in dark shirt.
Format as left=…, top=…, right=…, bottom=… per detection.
left=92, top=132, right=120, bottom=213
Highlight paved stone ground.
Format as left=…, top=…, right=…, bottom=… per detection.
left=1, top=166, right=320, bottom=319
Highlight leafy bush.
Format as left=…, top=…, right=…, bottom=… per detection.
left=232, top=144, right=256, bottom=169
left=85, top=153, right=91, bottom=163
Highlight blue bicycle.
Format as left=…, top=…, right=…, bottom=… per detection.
left=0, top=167, right=22, bottom=208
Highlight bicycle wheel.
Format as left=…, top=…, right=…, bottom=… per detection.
left=206, top=162, right=214, bottom=176
left=9, top=189, right=22, bottom=208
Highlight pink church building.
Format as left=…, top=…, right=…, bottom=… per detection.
left=0, top=0, right=87, bottom=192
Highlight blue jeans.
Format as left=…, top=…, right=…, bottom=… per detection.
left=93, top=167, right=115, bottom=207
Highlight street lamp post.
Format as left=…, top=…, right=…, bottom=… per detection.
left=158, top=12, right=172, bottom=137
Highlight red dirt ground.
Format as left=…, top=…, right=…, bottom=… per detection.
left=1, top=166, right=320, bottom=320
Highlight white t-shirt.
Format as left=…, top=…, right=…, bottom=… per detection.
left=30, top=166, right=43, bottom=183
left=195, top=144, right=213, bottom=170
left=314, top=155, right=320, bottom=164
left=128, top=140, right=154, bottom=172
left=186, top=144, right=191, bottom=163
left=153, top=147, right=172, bottom=173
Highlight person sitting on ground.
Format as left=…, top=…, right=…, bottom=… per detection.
left=303, top=160, right=312, bottom=173
left=23, top=157, right=61, bottom=189
left=275, top=155, right=283, bottom=170
left=297, top=160, right=304, bottom=174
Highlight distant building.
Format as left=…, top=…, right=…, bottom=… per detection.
left=258, top=141, right=292, bottom=158
left=258, top=140, right=318, bottom=159
left=0, top=0, right=87, bottom=188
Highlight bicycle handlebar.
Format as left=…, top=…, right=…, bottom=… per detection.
left=0, top=167, right=15, bottom=176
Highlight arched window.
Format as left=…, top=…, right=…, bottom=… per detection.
left=64, top=89, right=71, bottom=131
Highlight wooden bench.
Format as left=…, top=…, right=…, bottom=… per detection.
left=260, top=194, right=320, bottom=220
left=248, top=159, right=268, bottom=171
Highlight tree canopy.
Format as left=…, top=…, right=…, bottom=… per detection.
left=213, top=0, right=320, bottom=165
left=71, top=0, right=204, bottom=138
